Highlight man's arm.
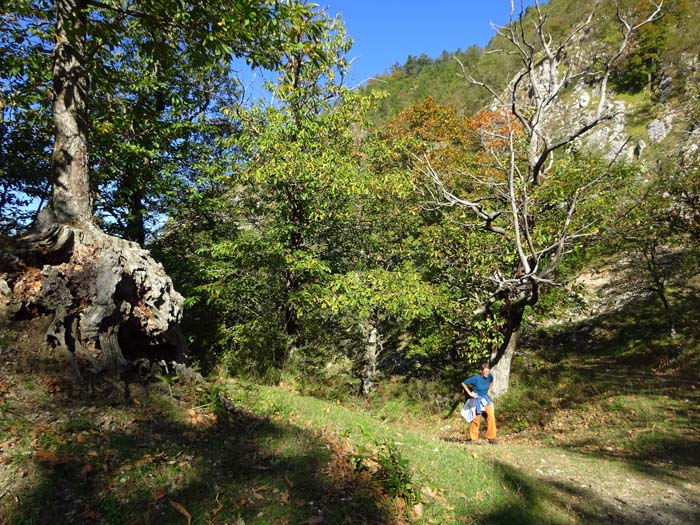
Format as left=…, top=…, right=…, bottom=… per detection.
left=462, top=382, right=478, bottom=399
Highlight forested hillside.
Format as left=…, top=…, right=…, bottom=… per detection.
left=364, top=0, right=699, bottom=123
left=1, top=1, right=699, bottom=523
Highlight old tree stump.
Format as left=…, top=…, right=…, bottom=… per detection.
left=1, top=209, right=185, bottom=383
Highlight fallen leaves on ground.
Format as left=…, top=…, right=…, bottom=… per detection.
left=187, top=408, right=217, bottom=428
left=79, top=463, right=93, bottom=480
left=169, top=500, right=192, bottom=525
left=33, top=448, right=67, bottom=465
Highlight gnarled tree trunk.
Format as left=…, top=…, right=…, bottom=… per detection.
left=1, top=0, right=186, bottom=384
left=14, top=213, right=185, bottom=375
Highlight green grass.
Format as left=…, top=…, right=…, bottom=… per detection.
left=2, top=353, right=698, bottom=525
left=1, top=371, right=588, bottom=525
left=222, top=379, right=586, bottom=525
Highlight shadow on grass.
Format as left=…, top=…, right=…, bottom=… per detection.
left=7, top=389, right=393, bottom=525
left=500, top=281, right=700, bottom=481
left=531, top=285, right=700, bottom=366
left=554, top=433, right=700, bottom=483
left=465, top=461, right=700, bottom=525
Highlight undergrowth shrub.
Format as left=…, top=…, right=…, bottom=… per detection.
left=369, top=377, right=454, bottom=420
left=288, top=355, right=360, bottom=402
left=353, top=440, right=419, bottom=507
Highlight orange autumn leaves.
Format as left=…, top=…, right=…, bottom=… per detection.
left=379, top=97, right=521, bottom=190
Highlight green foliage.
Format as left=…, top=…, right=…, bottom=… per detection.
left=352, top=439, right=418, bottom=506
left=291, top=356, right=360, bottom=402
left=0, top=0, right=330, bottom=238
left=154, top=372, right=178, bottom=400
left=158, top=11, right=374, bottom=377
left=613, top=9, right=668, bottom=92
left=373, top=440, right=419, bottom=505
left=369, top=377, right=455, bottom=419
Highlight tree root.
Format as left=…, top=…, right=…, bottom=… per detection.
left=2, top=210, right=186, bottom=388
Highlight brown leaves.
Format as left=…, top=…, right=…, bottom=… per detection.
left=168, top=500, right=192, bottom=525
left=187, top=408, right=217, bottom=428
left=45, top=376, right=62, bottom=396
left=210, top=500, right=224, bottom=516
left=11, top=266, right=43, bottom=301
left=78, top=506, right=103, bottom=521
left=0, top=438, right=17, bottom=463
left=411, top=502, right=424, bottom=519
left=33, top=448, right=67, bottom=465
left=79, top=463, right=94, bottom=480
left=0, top=379, right=10, bottom=404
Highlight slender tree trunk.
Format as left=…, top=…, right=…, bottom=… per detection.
left=360, top=318, right=379, bottom=396
left=282, top=196, right=304, bottom=358
left=489, top=305, right=525, bottom=397
left=283, top=270, right=300, bottom=342
left=52, top=0, right=91, bottom=225
left=644, top=242, right=676, bottom=338
left=125, top=183, right=147, bottom=245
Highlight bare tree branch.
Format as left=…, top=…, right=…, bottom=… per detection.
left=423, top=2, right=665, bottom=392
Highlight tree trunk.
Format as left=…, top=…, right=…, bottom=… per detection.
left=125, top=182, right=147, bottom=245
left=3, top=0, right=186, bottom=385
left=359, top=318, right=380, bottom=396
left=643, top=241, right=676, bottom=338
left=12, top=214, right=185, bottom=377
left=283, top=268, right=300, bottom=351
left=282, top=201, right=304, bottom=361
left=52, top=0, right=91, bottom=225
left=489, top=305, right=525, bottom=397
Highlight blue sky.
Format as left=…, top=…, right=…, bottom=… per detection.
left=325, top=1, right=531, bottom=87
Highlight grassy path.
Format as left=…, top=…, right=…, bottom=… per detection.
left=224, top=380, right=700, bottom=525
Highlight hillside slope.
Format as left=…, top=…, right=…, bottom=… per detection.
left=363, top=0, right=700, bottom=166
left=2, top=255, right=699, bottom=525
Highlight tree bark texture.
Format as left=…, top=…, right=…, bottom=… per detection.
left=6, top=212, right=185, bottom=376
left=52, top=0, right=92, bottom=224
left=489, top=306, right=525, bottom=397
left=360, top=319, right=379, bottom=396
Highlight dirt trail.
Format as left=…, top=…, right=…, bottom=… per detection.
left=476, top=443, right=700, bottom=525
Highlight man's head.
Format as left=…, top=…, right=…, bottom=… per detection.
left=480, top=362, right=490, bottom=377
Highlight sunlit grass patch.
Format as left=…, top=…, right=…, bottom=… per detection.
left=222, top=379, right=583, bottom=525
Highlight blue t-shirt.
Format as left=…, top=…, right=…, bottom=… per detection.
left=463, top=373, right=493, bottom=397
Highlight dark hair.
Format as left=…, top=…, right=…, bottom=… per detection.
left=480, top=362, right=490, bottom=370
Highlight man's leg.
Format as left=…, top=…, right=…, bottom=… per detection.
left=469, top=414, right=481, bottom=441
left=484, top=403, right=497, bottom=440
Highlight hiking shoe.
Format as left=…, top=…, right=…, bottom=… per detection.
left=488, top=439, right=498, bottom=445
